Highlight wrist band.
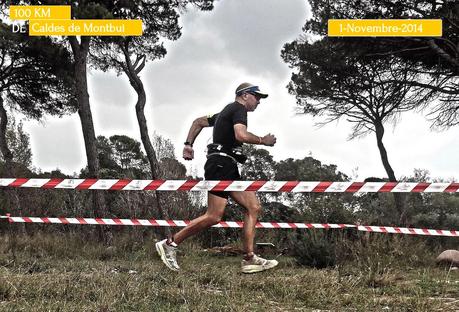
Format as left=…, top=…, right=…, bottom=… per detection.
left=184, top=141, right=193, bottom=147
left=258, top=137, right=262, bottom=145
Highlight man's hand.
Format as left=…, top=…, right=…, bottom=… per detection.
left=262, top=134, right=277, bottom=146
left=183, top=145, right=194, bottom=160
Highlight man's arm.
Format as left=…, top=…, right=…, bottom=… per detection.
left=185, top=116, right=210, bottom=145
left=234, top=124, right=276, bottom=146
left=183, top=116, right=212, bottom=160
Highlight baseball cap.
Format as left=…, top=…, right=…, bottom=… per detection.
left=235, top=82, right=268, bottom=98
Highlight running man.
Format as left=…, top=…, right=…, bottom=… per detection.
left=156, top=82, right=278, bottom=273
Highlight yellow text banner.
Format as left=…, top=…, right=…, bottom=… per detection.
left=328, top=19, right=442, bottom=37
left=10, top=5, right=71, bottom=20
left=29, top=20, right=143, bottom=36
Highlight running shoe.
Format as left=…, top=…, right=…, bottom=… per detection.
left=155, top=239, right=180, bottom=271
left=241, top=254, right=278, bottom=274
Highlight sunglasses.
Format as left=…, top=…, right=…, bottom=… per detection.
left=246, top=92, right=261, bottom=99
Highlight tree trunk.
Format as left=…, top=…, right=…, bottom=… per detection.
left=70, top=37, right=100, bottom=176
left=374, top=121, right=406, bottom=224
left=0, top=96, right=25, bottom=234
left=0, top=96, right=13, bottom=170
left=69, top=37, right=106, bottom=239
left=121, top=47, right=171, bottom=237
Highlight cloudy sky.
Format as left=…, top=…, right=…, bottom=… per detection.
left=22, top=0, right=459, bottom=181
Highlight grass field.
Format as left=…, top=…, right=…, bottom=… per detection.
left=0, top=232, right=458, bottom=311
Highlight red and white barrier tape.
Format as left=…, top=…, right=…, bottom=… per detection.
left=2, top=215, right=354, bottom=229
left=1, top=178, right=458, bottom=192
left=1, top=215, right=457, bottom=237
left=357, top=226, right=458, bottom=237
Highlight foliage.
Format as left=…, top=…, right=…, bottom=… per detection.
left=402, top=170, right=459, bottom=230
left=0, top=21, right=75, bottom=176
left=152, top=132, right=176, bottom=162
left=241, top=145, right=275, bottom=180
left=88, top=0, right=215, bottom=74
left=283, top=38, right=432, bottom=139
left=0, top=126, right=457, bottom=272
left=66, top=0, right=215, bottom=228
left=274, top=156, right=355, bottom=224
left=290, top=231, right=337, bottom=268
left=110, top=135, right=148, bottom=171
left=293, top=0, right=459, bottom=128
left=0, top=22, right=76, bottom=119
left=281, top=35, right=431, bottom=197
left=354, top=169, right=459, bottom=228
left=281, top=7, right=444, bottom=223
left=275, top=156, right=348, bottom=181
left=240, top=145, right=276, bottom=206
left=0, top=118, right=32, bottom=169
left=93, top=135, right=149, bottom=178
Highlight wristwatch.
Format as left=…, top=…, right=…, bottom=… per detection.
left=184, top=141, right=193, bottom=147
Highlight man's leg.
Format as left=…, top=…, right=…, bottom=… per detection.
left=156, top=193, right=227, bottom=271
left=229, top=191, right=261, bottom=256
left=172, top=193, right=227, bottom=244
left=229, top=191, right=278, bottom=273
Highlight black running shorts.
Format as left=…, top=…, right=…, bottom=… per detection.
left=204, top=155, right=241, bottom=199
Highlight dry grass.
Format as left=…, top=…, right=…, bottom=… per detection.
left=0, top=232, right=458, bottom=311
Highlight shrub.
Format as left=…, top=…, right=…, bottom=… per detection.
left=290, top=231, right=337, bottom=268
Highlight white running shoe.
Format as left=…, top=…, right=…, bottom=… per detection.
left=241, top=254, right=278, bottom=274
left=155, top=239, right=180, bottom=271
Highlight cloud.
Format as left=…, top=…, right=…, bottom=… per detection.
left=143, top=0, right=309, bottom=107
left=24, top=115, right=86, bottom=174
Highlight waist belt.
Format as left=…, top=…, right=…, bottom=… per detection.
left=207, top=152, right=237, bottom=163
left=206, top=143, right=247, bottom=164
